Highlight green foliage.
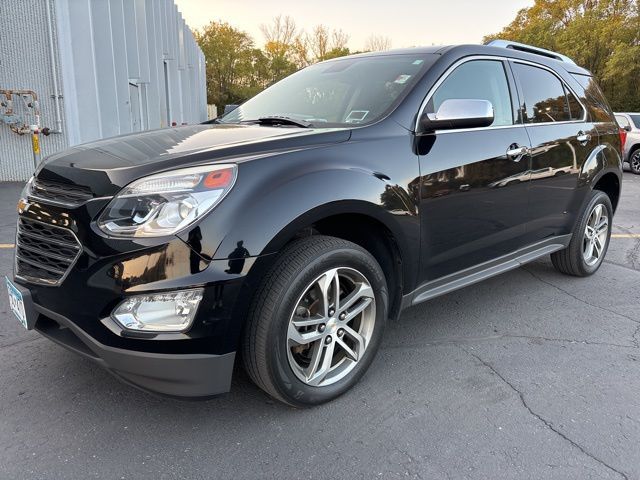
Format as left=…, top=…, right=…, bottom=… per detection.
left=197, top=6, right=639, bottom=113
left=485, top=0, right=640, bottom=111
left=195, top=17, right=353, bottom=110
left=194, top=22, right=268, bottom=108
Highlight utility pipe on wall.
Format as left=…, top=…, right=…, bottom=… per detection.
left=45, top=0, right=63, bottom=134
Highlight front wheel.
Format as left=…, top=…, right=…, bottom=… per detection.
left=243, top=236, right=388, bottom=407
left=551, top=190, right=612, bottom=276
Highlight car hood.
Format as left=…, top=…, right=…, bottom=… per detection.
left=36, top=124, right=351, bottom=197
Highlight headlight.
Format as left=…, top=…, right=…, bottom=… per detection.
left=20, top=176, right=34, bottom=198
left=98, top=164, right=236, bottom=237
left=111, top=288, right=204, bottom=332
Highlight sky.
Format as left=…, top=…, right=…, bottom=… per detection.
left=174, top=0, right=534, bottom=50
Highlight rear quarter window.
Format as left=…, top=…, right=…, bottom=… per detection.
left=571, top=74, right=615, bottom=123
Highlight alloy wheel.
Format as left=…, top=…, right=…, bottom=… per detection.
left=286, top=267, right=376, bottom=387
left=631, top=151, right=640, bottom=174
left=582, top=203, right=609, bottom=266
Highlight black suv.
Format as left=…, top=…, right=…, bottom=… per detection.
left=7, top=40, right=623, bottom=406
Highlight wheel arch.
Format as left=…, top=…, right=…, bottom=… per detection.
left=260, top=202, right=412, bottom=322
left=578, top=143, right=622, bottom=213
left=592, top=171, right=621, bottom=213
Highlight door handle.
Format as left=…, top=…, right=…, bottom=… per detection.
left=576, top=131, right=591, bottom=144
left=506, top=144, right=529, bottom=161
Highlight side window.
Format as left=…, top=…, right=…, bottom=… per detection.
left=615, top=115, right=630, bottom=129
left=512, top=63, right=572, bottom=123
left=429, top=60, right=513, bottom=127
left=565, top=88, right=585, bottom=120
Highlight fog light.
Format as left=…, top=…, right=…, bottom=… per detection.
left=112, top=288, right=204, bottom=332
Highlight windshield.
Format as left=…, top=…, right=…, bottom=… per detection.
left=219, top=54, right=435, bottom=128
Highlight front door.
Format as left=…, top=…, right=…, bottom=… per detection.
left=417, top=58, right=532, bottom=282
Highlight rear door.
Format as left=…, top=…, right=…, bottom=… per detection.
left=510, top=61, right=598, bottom=242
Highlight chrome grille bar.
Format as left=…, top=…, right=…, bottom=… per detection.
left=29, top=178, right=93, bottom=207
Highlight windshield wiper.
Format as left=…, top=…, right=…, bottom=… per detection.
left=255, top=116, right=313, bottom=128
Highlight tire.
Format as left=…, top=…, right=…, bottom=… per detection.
left=630, top=149, right=640, bottom=175
left=551, top=190, right=612, bottom=277
left=243, top=235, right=388, bottom=407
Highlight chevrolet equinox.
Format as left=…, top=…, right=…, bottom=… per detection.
left=7, top=40, right=623, bottom=406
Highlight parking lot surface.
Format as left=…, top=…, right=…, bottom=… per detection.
left=1, top=172, right=639, bottom=480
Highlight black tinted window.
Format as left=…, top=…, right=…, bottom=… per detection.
left=629, top=115, right=640, bottom=129
left=430, top=60, right=513, bottom=126
left=565, top=88, right=584, bottom=120
left=571, top=74, right=614, bottom=122
left=513, top=63, right=571, bottom=123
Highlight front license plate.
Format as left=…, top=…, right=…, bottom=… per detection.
left=5, top=277, right=27, bottom=329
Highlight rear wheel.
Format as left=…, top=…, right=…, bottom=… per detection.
left=243, top=235, right=388, bottom=407
left=630, top=149, right=640, bottom=175
left=551, top=190, right=612, bottom=276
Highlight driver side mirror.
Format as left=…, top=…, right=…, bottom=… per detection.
left=418, top=99, right=494, bottom=134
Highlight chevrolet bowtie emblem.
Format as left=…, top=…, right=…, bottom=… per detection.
left=17, top=198, right=30, bottom=214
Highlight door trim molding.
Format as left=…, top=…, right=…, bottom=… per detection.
left=403, top=234, right=572, bottom=309
left=414, top=54, right=587, bottom=135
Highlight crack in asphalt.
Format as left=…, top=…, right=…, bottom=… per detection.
left=614, top=224, right=640, bottom=270
left=603, top=259, right=640, bottom=272
left=632, top=324, right=640, bottom=349
left=383, top=333, right=636, bottom=350
left=0, top=335, right=45, bottom=350
left=461, top=346, right=630, bottom=480
left=522, top=267, right=640, bottom=335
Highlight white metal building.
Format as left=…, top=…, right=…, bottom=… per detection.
left=0, top=0, right=207, bottom=181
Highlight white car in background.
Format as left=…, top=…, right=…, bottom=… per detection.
left=615, top=112, right=640, bottom=174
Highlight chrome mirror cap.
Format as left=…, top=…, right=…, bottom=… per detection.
left=419, top=98, right=494, bottom=133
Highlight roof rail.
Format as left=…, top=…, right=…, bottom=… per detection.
left=485, top=39, right=576, bottom=65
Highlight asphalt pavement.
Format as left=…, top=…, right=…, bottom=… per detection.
left=1, top=171, right=639, bottom=480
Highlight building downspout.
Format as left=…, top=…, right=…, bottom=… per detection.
left=45, top=0, right=63, bottom=134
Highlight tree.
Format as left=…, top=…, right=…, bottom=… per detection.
left=485, top=0, right=640, bottom=111
left=195, top=22, right=268, bottom=108
left=364, top=34, right=392, bottom=52
left=196, top=16, right=356, bottom=108
left=260, top=15, right=300, bottom=82
left=293, top=25, right=351, bottom=67
left=307, top=25, right=350, bottom=62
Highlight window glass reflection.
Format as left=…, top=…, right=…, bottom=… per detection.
left=513, top=63, right=571, bottom=123
left=430, top=60, right=514, bottom=127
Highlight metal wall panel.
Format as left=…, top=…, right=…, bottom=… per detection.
left=0, top=0, right=69, bottom=181
left=0, top=0, right=207, bottom=181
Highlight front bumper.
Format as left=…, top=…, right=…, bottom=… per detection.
left=18, top=285, right=235, bottom=398
left=12, top=193, right=273, bottom=398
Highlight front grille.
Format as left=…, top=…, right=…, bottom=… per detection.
left=29, top=178, right=93, bottom=206
left=15, top=218, right=82, bottom=286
